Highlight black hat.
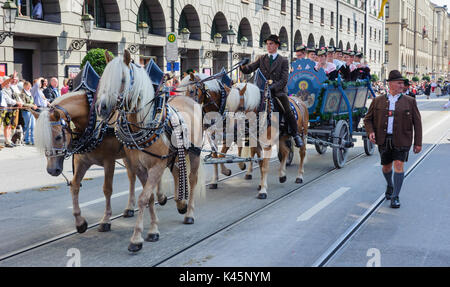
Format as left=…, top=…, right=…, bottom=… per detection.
left=404, top=78, right=410, bottom=86
left=295, top=44, right=306, bottom=52
left=327, top=46, right=335, bottom=53
left=387, top=70, right=407, bottom=82
left=355, top=52, right=363, bottom=58
left=306, top=47, right=315, bottom=53
left=335, top=47, right=342, bottom=53
left=317, top=47, right=327, bottom=56
left=264, top=34, right=281, bottom=45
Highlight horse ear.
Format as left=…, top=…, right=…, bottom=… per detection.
left=123, top=49, right=132, bottom=66
left=241, top=84, right=247, bottom=95
left=30, top=109, right=40, bottom=119
left=105, top=50, right=114, bottom=64
left=223, top=84, right=230, bottom=94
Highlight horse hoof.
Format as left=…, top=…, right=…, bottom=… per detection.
left=239, top=164, right=246, bottom=170
left=158, top=196, right=167, bottom=206
left=184, top=217, right=195, bottom=225
left=279, top=176, right=287, bottom=183
left=258, top=193, right=267, bottom=200
left=98, top=223, right=111, bottom=232
left=222, top=170, right=232, bottom=176
left=257, top=185, right=261, bottom=191
left=123, top=209, right=134, bottom=218
left=76, top=221, right=88, bottom=234
left=178, top=205, right=188, bottom=215
left=128, top=242, right=143, bottom=253
left=245, top=174, right=252, bottom=180
left=209, top=183, right=218, bottom=189
left=295, top=178, right=303, bottom=184
left=145, top=233, right=159, bottom=242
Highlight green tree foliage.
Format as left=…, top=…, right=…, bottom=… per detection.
left=370, top=74, right=379, bottom=82
left=412, top=76, right=420, bottom=82
left=422, top=75, right=431, bottom=82
left=81, top=48, right=114, bottom=76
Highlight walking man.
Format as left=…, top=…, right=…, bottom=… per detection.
left=364, top=70, right=423, bottom=208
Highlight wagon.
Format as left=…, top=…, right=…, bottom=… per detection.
left=287, top=58, right=376, bottom=168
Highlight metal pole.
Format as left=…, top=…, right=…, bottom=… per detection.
left=336, top=0, right=339, bottom=45
left=291, top=0, right=294, bottom=60
left=364, top=0, right=367, bottom=55
left=413, top=0, right=417, bottom=77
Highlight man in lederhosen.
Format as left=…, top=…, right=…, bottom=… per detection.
left=240, top=34, right=303, bottom=148
left=364, top=70, right=422, bottom=208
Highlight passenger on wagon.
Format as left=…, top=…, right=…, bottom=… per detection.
left=333, top=48, right=344, bottom=70
left=315, top=49, right=338, bottom=81
left=352, top=52, right=371, bottom=80
left=306, top=48, right=316, bottom=63
left=338, top=50, right=357, bottom=81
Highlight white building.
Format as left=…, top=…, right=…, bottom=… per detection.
left=0, top=0, right=384, bottom=83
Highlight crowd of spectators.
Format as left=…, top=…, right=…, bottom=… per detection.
left=0, top=71, right=69, bottom=150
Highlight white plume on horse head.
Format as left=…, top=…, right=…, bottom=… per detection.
left=179, top=73, right=222, bottom=95
left=35, top=110, right=54, bottom=154
left=97, top=55, right=155, bottom=125
left=226, top=83, right=261, bottom=112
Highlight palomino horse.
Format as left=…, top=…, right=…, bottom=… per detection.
left=96, top=50, right=204, bottom=252
left=225, top=82, right=308, bottom=199
left=179, top=73, right=248, bottom=189
left=33, top=90, right=168, bottom=233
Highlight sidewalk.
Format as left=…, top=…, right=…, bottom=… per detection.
left=329, top=136, right=450, bottom=266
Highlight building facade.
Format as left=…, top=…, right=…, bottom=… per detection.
left=385, top=0, right=449, bottom=81
left=0, top=0, right=384, bottom=84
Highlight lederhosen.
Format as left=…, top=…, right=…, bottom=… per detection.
left=378, top=95, right=410, bottom=165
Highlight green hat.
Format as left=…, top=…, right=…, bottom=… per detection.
left=295, top=44, right=306, bottom=52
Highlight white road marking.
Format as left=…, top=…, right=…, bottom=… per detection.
left=67, top=187, right=143, bottom=209
left=297, top=187, right=351, bottom=222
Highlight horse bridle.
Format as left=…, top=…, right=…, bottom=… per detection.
left=45, top=105, right=81, bottom=158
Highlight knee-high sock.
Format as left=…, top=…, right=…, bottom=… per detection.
left=383, top=170, right=393, bottom=188
left=393, top=172, right=405, bottom=198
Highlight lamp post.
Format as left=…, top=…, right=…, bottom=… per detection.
left=227, top=24, right=236, bottom=74
left=0, top=0, right=17, bottom=44
left=128, top=21, right=148, bottom=54
left=71, top=13, right=94, bottom=50
left=179, top=27, right=190, bottom=55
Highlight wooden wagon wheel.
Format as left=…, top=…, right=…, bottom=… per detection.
left=332, top=120, right=351, bottom=169
left=363, top=137, right=375, bottom=156
left=315, top=142, right=327, bottom=154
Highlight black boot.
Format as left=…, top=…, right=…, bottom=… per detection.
left=285, top=111, right=303, bottom=148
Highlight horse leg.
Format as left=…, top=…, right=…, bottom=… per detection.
left=145, top=191, right=160, bottom=242
left=237, top=146, right=246, bottom=170
left=98, top=160, right=115, bottom=232
left=257, top=147, right=271, bottom=199
left=278, top=137, right=289, bottom=183
left=184, top=154, right=201, bottom=224
left=296, top=137, right=307, bottom=184
left=123, top=157, right=137, bottom=218
left=219, top=145, right=232, bottom=176
left=128, top=162, right=165, bottom=252
left=70, top=157, right=91, bottom=233
left=209, top=160, right=219, bottom=190
left=155, top=177, right=168, bottom=206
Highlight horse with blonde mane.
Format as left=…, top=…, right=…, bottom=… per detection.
left=225, top=82, right=308, bottom=199
left=32, top=89, right=165, bottom=234
left=179, top=73, right=250, bottom=189
left=96, top=50, right=205, bottom=253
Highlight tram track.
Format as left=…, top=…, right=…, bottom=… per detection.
left=0, top=156, right=279, bottom=263
left=313, top=129, right=449, bottom=267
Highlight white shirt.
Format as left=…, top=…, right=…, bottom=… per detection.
left=387, top=93, right=401, bottom=134
left=268, top=53, right=279, bottom=61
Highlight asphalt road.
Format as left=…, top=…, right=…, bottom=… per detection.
left=0, top=94, right=449, bottom=266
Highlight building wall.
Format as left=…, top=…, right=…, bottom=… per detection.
left=385, top=0, right=449, bottom=81
left=0, top=0, right=384, bottom=84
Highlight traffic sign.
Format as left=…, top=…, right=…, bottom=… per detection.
left=167, top=62, right=180, bottom=72
left=166, top=32, right=178, bottom=62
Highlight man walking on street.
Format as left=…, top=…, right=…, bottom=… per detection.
left=364, top=70, right=423, bottom=208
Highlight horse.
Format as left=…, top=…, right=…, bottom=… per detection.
left=179, top=73, right=248, bottom=189
left=224, top=82, right=309, bottom=199
left=32, top=89, right=169, bottom=234
left=95, top=50, right=205, bottom=252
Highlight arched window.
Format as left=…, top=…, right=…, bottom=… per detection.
left=87, top=0, right=106, bottom=28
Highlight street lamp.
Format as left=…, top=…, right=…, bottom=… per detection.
left=213, top=33, right=223, bottom=50
left=240, top=36, right=249, bottom=50
left=227, top=25, right=236, bottom=72
left=281, top=42, right=288, bottom=53
left=179, top=27, right=190, bottom=55
left=128, top=21, right=149, bottom=54
left=0, top=0, right=17, bottom=44
left=71, top=13, right=94, bottom=50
